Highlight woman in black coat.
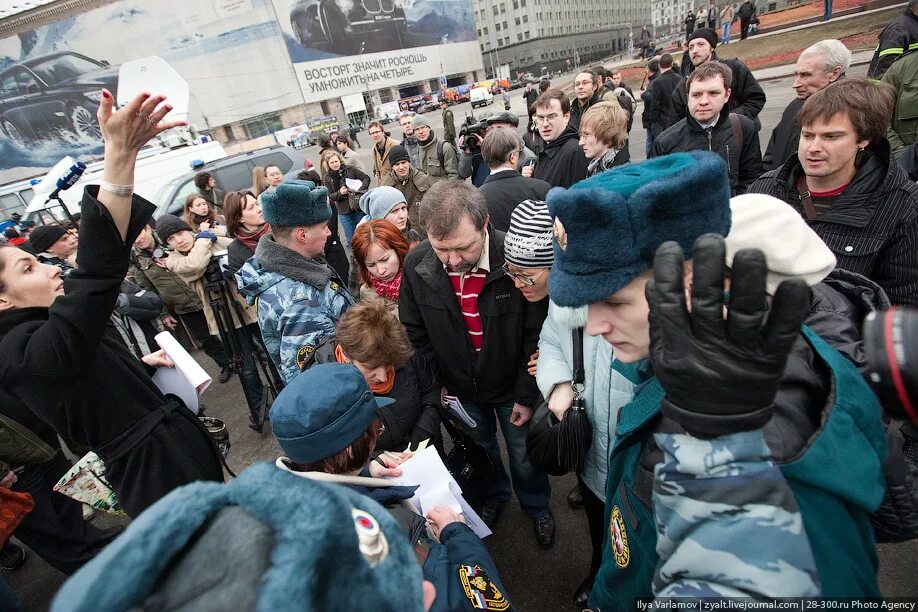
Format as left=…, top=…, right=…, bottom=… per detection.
left=323, top=152, right=371, bottom=248
left=0, top=91, right=223, bottom=518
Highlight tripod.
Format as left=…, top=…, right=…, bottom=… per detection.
left=202, top=258, right=284, bottom=433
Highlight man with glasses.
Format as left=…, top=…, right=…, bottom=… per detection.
left=264, top=165, right=285, bottom=189
left=531, top=89, right=589, bottom=188
left=399, top=180, right=555, bottom=548
left=369, top=121, right=400, bottom=186
left=569, top=70, right=603, bottom=131
left=478, top=127, right=550, bottom=232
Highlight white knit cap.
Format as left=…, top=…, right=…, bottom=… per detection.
left=505, top=199, right=555, bottom=268
left=725, top=194, right=837, bottom=294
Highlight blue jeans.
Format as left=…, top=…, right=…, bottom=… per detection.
left=823, top=0, right=832, bottom=20
left=721, top=23, right=731, bottom=43
left=339, top=210, right=364, bottom=248
left=645, top=129, right=654, bottom=158
left=461, top=400, right=551, bottom=518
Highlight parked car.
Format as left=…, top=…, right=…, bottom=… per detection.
left=0, top=51, right=118, bottom=144
left=152, top=145, right=307, bottom=218
left=289, top=0, right=409, bottom=56
left=470, top=87, right=494, bottom=109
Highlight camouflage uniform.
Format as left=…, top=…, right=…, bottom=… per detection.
left=652, top=430, right=820, bottom=598
left=236, top=235, right=353, bottom=383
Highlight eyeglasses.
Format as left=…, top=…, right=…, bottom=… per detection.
left=501, top=263, right=547, bottom=286
left=534, top=113, right=561, bottom=124
left=369, top=130, right=383, bottom=136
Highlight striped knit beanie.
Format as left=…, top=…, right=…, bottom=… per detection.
left=504, top=199, right=554, bottom=268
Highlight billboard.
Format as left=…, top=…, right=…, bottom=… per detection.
left=0, top=0, right=301, bottom=184
left=272, top=0, right=483, bottom=103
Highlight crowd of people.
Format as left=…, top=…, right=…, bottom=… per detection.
left=2, top=7, right=918, bottom=609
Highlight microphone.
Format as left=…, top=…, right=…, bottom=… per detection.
left=48, top=162, right=87, bottom=201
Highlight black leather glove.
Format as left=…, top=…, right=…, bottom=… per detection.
left=645, top=234, right=811, bottom=438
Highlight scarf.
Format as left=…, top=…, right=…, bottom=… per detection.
left=368, top=269, right=403, bottom=303
left=334, top=344, right=396, bottom=394
left=191, top=211, right=214, bottom=227
left=236, top=223, right=271, bottom=254
left=587, top=147, right=622, bottom=176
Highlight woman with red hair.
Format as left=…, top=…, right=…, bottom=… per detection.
left=351, top=219, right=410, bottom=314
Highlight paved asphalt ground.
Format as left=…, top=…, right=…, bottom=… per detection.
left=8, top=64, right=918, bottom=610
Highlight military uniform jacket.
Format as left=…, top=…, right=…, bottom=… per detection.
left=867, top=8, right=918, bottom=79
left=236, top=234, right=354, bottom=383
left=589, top=328, right=886, bottom=609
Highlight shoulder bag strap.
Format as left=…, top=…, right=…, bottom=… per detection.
left=572, top=327, right=585, bottom=386
left=728, top=113, right=744, bottom=164
left=798, top=176, right=819, bottom=221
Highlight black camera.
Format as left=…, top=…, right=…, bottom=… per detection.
left=864, top=307, right=917, bottom=422
left=459, top=116, right=487, bottom=152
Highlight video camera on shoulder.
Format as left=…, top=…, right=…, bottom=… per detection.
left=864, top=308, right=917, bottom=422
left=459, top=116, right=488, bottom=152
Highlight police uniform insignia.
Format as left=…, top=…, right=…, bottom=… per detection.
left=351, top=509, right=388, bottom=567
left=458, top=564, right=510, bottom=610
left=609, top=506, right=630, bottom=568
left=295, top=345, right=315, bottom=370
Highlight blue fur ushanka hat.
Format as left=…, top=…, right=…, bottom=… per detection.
left=261, top=179, right=331, bottom=229
left=547, top=151, right=732, bottom=307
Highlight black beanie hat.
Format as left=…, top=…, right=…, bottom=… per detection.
left=688, top=28, right=718, bottom=50
left=155, top=214, right=193, bottom=244
left=28, top=224, right=68, bottom=253
left=387, top=145, right=411, bottom=166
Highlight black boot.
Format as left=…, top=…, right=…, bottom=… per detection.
left=572, top=572, right=595, bottom=609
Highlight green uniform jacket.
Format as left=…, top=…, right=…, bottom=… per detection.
left=590, top=328, right=886, bottom=609
left=442, top=108, right=457, bottom=142
left=882, top=51, right=918, bottom=158
left=129, top=247, right=203, bottom=315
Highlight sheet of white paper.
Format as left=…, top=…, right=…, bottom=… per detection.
left=418, top=483, right=462, bottom=514
left=152, top=365, right=199, bottom=414
left=391, top=446, right=491, bottom=538
left=154, top=332, right=212, bottom=394
left=405, top=438, right=430, bottom=454
left=345, top=178, right=363, bottom=191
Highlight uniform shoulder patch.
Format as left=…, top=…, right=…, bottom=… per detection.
left=295, top=344, right=315, bottom=370
left=609, top=505, right=630, bottom=568
left=458, top=564, right=510, bottom=611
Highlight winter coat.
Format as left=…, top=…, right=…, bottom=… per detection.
left=669, top=54, right=766, bottom=130
left=401, top=135, right=421, bottom=168
left=199, top=187, right=225, bottom=214
left=129, top=246, right=203, bottom=315
left=531, top=124, right=589, bottom=188
left=373, top=137, right=401, bottom=186
left=762, top=97, right=804, bottom=172
left=590, top=324, right=887, bottom=609
left=163, top=236, right=257, bottom=335
left=749, top=141, right=918, bottom=306
left=383, top=166, right=435, bottom=239
left=536, top=303, right=634, bottom=498
left=236, top=234, right=354, bottom=383
left=648, top=69, right=682, bottom=138
left=866, top=8, right=918, bottom=79
left=399, top=231, right=547, bottom=407
left=641, top=72, right=657, bottom=130
left=737, top=0, right=755, bottom=20
left=524, top=87, right=539, bottom=112
left=0, top=188, right=223, bottom=518
left=417, top=135, right=459, bottom=182
left=324, top=165, right=371, bottom=214
left=651, top=105, right=763, bottom=195
left=305, top=339, right=443, bottom=454
left=478, top=169, right=551, bottom=232
left=882, top=51, right=918, bottom=159
left=226, top=239, right=255, bottom=276
left=338, top=148, right=366, bottom=173
left=442, top=108, right=457, bottom=142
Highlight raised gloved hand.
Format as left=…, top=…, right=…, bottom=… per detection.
left=645, top=234, right=810, bottom=439
left=195, top=230, right=217, bottom=243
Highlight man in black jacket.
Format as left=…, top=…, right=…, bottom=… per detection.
left=399, top=180, right=554, bottom=547
left=669, top=28, right=766, bottom=131
left=866, top=0, right=918, bottom=79
left=652, top=61, right=763, bottom=194
left=737, top=0, right=756, bottom=40
left=531, top=89, right=589, bottom=188
left=648, top=53, right=682, bottom=140
left=641, top=58, right=661, bottom=156
left=569, top=70, right=603, bottom=131
left=749, top=78, right=918, bottom=307
left=479, top=127, right=551, bottom=232
left=763, top=40, right=850, bottom=172
left=524, top=81, right=539, bottom=126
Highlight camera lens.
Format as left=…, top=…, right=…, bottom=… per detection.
left=863, top=308, right=918, bottom=422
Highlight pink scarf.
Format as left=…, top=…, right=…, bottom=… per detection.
left=369, top=270, right=403, bottom=302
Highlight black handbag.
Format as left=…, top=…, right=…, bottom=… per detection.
left=526, top=327, right=592, bottom=475
left=441, top=415, right=492, bottom=512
